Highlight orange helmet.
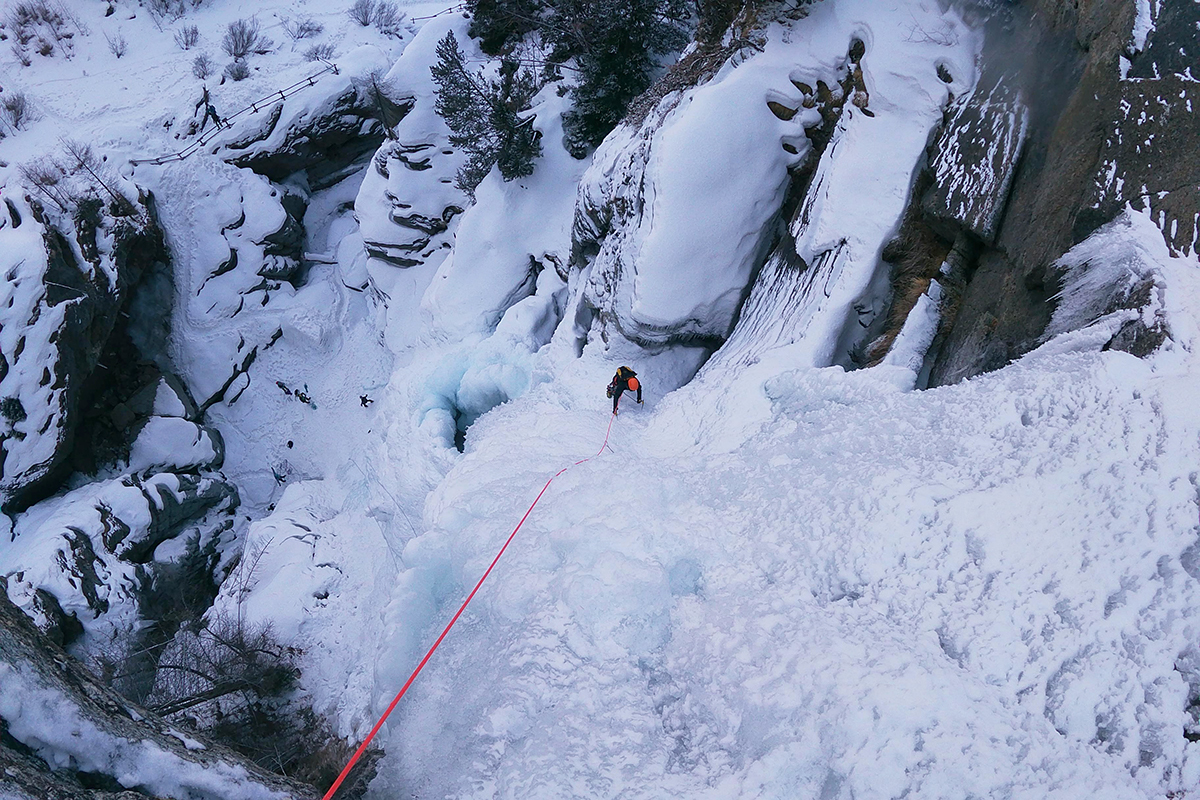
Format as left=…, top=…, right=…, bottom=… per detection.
left=627, top=377, right=639, bottom=391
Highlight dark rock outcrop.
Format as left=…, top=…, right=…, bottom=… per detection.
left=922, top=73, right=1028, bottom=245
left=227, top=83, right=414, bottom=191
left=925, top=0, right=1198, bottom=385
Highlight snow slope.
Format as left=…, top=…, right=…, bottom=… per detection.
left=6, top=0, right=1200, bottom=797
left=219, top=0, right=1200, bottom=794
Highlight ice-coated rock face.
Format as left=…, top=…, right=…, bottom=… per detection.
left=0, top=190, right=170, bottom=512
left=705, top=0, right=977, bottom=374
left=147, top=159, right=316, bottom=413
left=355, top=17, right=470, bottom=269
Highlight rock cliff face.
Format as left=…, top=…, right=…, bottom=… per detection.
left=925, top=0, right=1198, bottom=385
left=222, top=61, right=414, bottom=192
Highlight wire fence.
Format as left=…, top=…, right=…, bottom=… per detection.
left=129, top=61, right=340, bottom=166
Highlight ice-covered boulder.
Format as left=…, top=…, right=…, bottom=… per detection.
left=0, top=189, right=170, bottom=512
left=1043, top=210, right=1171, bottom=356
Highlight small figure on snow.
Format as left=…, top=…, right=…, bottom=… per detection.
left=606, top=366, right=642, bottom=416
left=196, top=86, right=225, bottom=132
left=360, top=394, right=373, bottom=407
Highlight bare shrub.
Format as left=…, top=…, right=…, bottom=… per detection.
left=174, top=23, right=199, bottom=50
left=146, top=0, right=186, bottom=23
left=191, top=52, right=213, bottom=79
left=7, top=1, right=75, bottom=60
left=104, top=29, right=126, bottom=58
left=303, top=41, right=336, bottom=62
left=2, top=91, right=33, bottom=129
left=221, top=17, right=270, bottom=60
left=18, top=157, right=70, bottom=211
left=61, top=137, right=133, bottom=214
left=223, top=59, right=250, bottom=82
left=372, top=1, right=403, bottom=37
left=147, top=612, right=298, bottom=716
left=280, top=15, right=322, bottom=42
left=347, top=0, right=375, bottom=26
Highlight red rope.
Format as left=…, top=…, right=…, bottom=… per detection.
left=322, top=412, right=618, bottom=800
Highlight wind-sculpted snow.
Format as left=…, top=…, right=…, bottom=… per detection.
left=573, top=24, right=817, bottom=346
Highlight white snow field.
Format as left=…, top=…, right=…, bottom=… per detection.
left=3, top=0, right=1200, bottom=797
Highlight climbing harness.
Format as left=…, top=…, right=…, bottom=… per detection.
left=321, top=412, right=618, bottom=800
left=129, top=62, right=339, bottom=167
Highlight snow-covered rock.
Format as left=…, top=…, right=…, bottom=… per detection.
left=1044, top=209, right=1170, bottom=356
left=222, top=46, right=413, bottom=192
left=355, top=17, right=470, bottom=269
left=571, top=22, right=815, bottom=347
left=1, top=470, right=236, bottom=646
left=708, top=1, right=977, bottom=373
left=0, top=189, right=169, bottom=511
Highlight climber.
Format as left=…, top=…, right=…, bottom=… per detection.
left=202, top=101, right=225, bottom=131
left=196, top=86, right=225, bottom=132
left=606, top=366, right=642, bottom=415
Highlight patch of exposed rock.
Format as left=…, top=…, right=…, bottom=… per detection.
left=922, top=0, right=1197, bottom=385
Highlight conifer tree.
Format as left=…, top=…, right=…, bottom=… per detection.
left=431, top=30, right=543, bottom=195
left=465, top=0, right=544, bottom=56
left=542, top=0, right=690, bottom=156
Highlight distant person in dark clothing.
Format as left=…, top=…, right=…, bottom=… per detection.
left=606, top=366, right=641, bottom=415
left=196, top=86, right=224, bottom=131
